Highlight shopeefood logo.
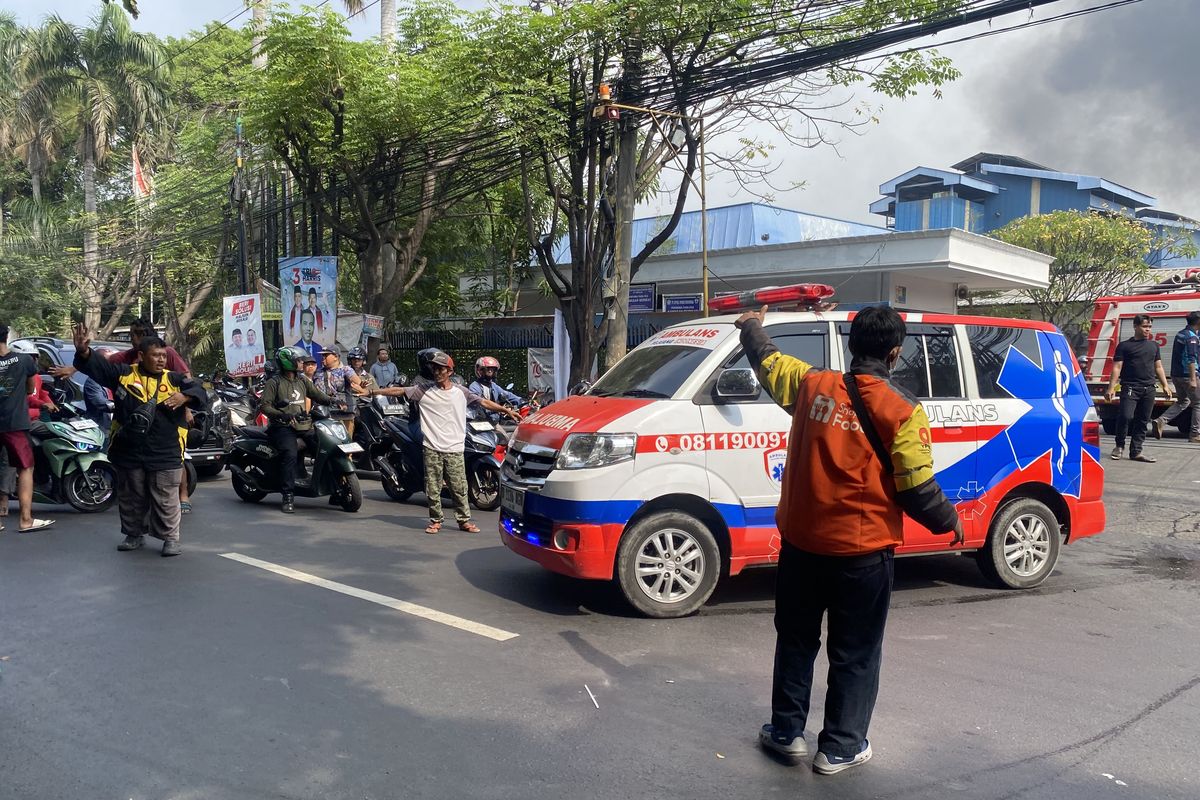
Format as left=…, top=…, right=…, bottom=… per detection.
left=1143, top=301, right=1170, bottom=312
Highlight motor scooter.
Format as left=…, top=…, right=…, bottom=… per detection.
left=226, top=405, right=363, bottom=511
left=29, top=391, right=116, bottom=512
left=369, top=398, right=503, bottom=511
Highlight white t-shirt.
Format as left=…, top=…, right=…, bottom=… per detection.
left=405, top=382, right=481, bottom=453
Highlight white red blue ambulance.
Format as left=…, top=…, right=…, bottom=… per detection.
left=499, top=284, right=1106, bottom=617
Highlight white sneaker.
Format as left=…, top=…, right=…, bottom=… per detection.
left=758, top=724, right=809, bottom=764
left=813, top=740, right=872, bottom=775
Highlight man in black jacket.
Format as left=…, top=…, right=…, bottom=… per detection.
left=73, top=323, right=206, bottom=556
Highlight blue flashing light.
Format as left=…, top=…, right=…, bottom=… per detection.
left=526, top=533, right=541, bottom=546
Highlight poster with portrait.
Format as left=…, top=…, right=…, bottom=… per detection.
left=279, top=256, right=337, bottom=361
left=222, top=294, right=266, bottom=378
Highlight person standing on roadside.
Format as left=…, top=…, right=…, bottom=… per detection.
left=369, top=347, right=398, bottom=387
left=372, top=349, right=518, bottom=534
left=1105, top=314, right=1173, bottom=462
left=0, top=325, right=54, bottom=532
left=73, top=322, right=205, bottom=556
left=736, top=305, right=962, bottom=776
left=1154, top=311, right=1200, bottom=443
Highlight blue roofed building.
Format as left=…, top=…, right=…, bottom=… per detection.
left=870, top=152, right=1200, bottom=269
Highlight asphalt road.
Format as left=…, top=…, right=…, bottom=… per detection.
left=1, top=432, right=1197, bottom=800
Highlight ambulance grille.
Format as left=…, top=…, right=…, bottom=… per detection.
left=503, top=440, right=557, bottom=486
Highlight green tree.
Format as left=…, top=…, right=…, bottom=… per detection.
left=991, top=210, right=1180, bottom=337
left=492, top=0, right=962, bottom=381
left=19, top=3, right=170, bottom=330
left=246, top=5, right=496, bottom=325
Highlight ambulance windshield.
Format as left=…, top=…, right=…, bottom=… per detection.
left=590, top=344, right=711, bottom=399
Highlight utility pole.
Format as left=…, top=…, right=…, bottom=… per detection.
left=603, top=28, right=643, bottom=373
left=235, top=115, right=249, bottom=295
left=252, top=0, right=269, bottom=70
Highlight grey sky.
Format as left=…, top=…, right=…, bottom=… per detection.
left=7, top=0, right=1193, bottom=224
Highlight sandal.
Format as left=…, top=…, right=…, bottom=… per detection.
left=180, top=501, right=192, bottom=515
left=19, top=519, right=54, bottom=533
left=458, top=521, right=480, bottom=533
left=425, top=520, right=443, bottom=535
left=1130, top=453, right=1157, bottom=463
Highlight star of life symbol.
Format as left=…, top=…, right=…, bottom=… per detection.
left=953, top=481, right=987, bottom=520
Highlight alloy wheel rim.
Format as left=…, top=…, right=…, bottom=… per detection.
left=634, top=528, right=705, bottom=604
left=1002, top=514, right=1051, bottom=577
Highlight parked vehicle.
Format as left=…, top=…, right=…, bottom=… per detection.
left=359, top=394, right=503, bottom=511
left=30, top=387, right=116, bottom=512
left=500, top=283, right=1106, bottom=617
left=226, top=406, right=363, bottom=511
left=1084, top=274, right=1200, bottom=433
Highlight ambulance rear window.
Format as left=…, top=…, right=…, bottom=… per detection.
left=590, top=345, right=713, bottom=399
left=968, top=325, right=1041, bottom=399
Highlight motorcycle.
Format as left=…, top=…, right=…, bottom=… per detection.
left=365, top=396, right=503, bottom=511
left=30, top=392, right=116, bottom=513
left=226, top=405, right=364, bottom=511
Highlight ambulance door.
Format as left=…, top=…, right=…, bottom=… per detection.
left=696, top=322, right=832, bottom=560
left=839, top=322, right=975, bottom=550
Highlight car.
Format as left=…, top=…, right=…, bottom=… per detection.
left=499, top=284, right=1106, bottom=618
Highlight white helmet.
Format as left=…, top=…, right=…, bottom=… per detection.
left=9, top=340, right=38, bottom=355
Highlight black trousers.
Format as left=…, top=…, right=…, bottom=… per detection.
left=268, top=425, right=318, bottom=493
left=1114, top=383, right=1156, bottom=453
left=771, top=541, right=894, bottom=759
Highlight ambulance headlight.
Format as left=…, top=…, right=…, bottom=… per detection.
left=555, top=433, right=637, bottom=470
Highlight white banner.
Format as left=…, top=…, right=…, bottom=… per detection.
left=222, top=294, right=266, bottom=378
left=552, top=309, right=570, bottom=401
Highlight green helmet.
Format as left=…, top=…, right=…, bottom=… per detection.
left=274, top=345, right=307, bottom=372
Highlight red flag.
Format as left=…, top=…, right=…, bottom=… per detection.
left=132, top=144, right=153, bottom=201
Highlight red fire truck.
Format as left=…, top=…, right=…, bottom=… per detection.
left=1084, top=272, right=1200, bottom=433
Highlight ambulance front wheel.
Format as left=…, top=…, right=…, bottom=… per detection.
left=976, top=498, right=1061, bottom=589
left=615, top=511, right=721, bottom=618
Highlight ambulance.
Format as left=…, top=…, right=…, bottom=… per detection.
left=499, top=284, right=1106, bottom=617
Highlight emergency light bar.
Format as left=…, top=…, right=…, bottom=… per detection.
left=707, top=283, right=835, bottom=313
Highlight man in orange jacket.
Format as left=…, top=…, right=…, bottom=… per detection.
left=738, top=304, right=963, bottom=775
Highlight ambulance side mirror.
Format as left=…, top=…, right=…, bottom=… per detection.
left=716, top=368, right=760, bottom=399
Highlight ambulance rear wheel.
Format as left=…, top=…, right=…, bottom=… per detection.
left=976, top=498, right=1061, bottom=589
left=616, top=511, right=720, bottom=618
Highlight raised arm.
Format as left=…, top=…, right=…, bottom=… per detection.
left=735, top=307, right=814, bottom=414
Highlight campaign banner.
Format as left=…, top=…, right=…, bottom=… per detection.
left=258, top=279, right=282, bottom=321
left=223, top=294, right=266, bottom=378
left=527, top=347, right=555, bottom=395
left=362, top=314, right=384, bottom=339
left=279, top=256, right=337, bottom=362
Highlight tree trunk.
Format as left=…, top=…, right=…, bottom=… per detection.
left=379, top=0, right=396, bottom=46
left=82, top=150, right=101, bottom=330
left=252, top=0, right=270, bottom=69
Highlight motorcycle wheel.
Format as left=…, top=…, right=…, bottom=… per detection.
left=232, top=472, right=267, bottom=503
left=468, top=463, right=501, bottom=512
left=337, top=473, right=363, bottom=512
left=64, top=464, right=117, bottom=513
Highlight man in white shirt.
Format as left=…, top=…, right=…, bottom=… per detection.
left=374, top=348, right=517, bottom=534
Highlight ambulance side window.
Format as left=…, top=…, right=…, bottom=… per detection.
left=968, top=325, right=1041, bottom=399
left=838, top=324, right=962, bottom=399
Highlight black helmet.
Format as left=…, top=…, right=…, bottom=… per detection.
left=275, top=345, right=307, bottom=372
left=347, top=346, right=367, bottom=362
left=417, top=348, right=454, bottom=380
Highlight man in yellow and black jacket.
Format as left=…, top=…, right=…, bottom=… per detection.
left=73, top=323, right=206, bottom=557
left=738, top=304, right=962, bottom=775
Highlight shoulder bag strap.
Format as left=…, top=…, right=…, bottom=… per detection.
left=843, top=372, right=893, bottom=476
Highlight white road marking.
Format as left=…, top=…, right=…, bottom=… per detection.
left=219, top=553, right=519, bottom=642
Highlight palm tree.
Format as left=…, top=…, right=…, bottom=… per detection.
left=19, top=3, right=169, bottom=328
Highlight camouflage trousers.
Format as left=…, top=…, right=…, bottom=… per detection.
left=423, top=448, right=471, bottom=524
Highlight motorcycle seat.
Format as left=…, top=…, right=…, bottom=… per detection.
left=238, top=426, right=270, bottom=439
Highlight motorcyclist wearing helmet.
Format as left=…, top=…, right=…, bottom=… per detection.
left=469, top=356, right=523, bottom=407
left=8, top=341, right=57, bottom=420
left=347, top=347, right=377, bottom=393
left=372, top=348, right=519, bottom=533
left=259, top=345, right=340, bottom=514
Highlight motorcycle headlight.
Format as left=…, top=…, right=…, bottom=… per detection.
left=75, top=440, right=100, bottom=452
left=555, top=433, right=637, bottom=470
left=318, top=420, right=348, bottom=441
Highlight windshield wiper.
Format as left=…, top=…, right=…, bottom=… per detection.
left=618, top=388, right=670, bottom=398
